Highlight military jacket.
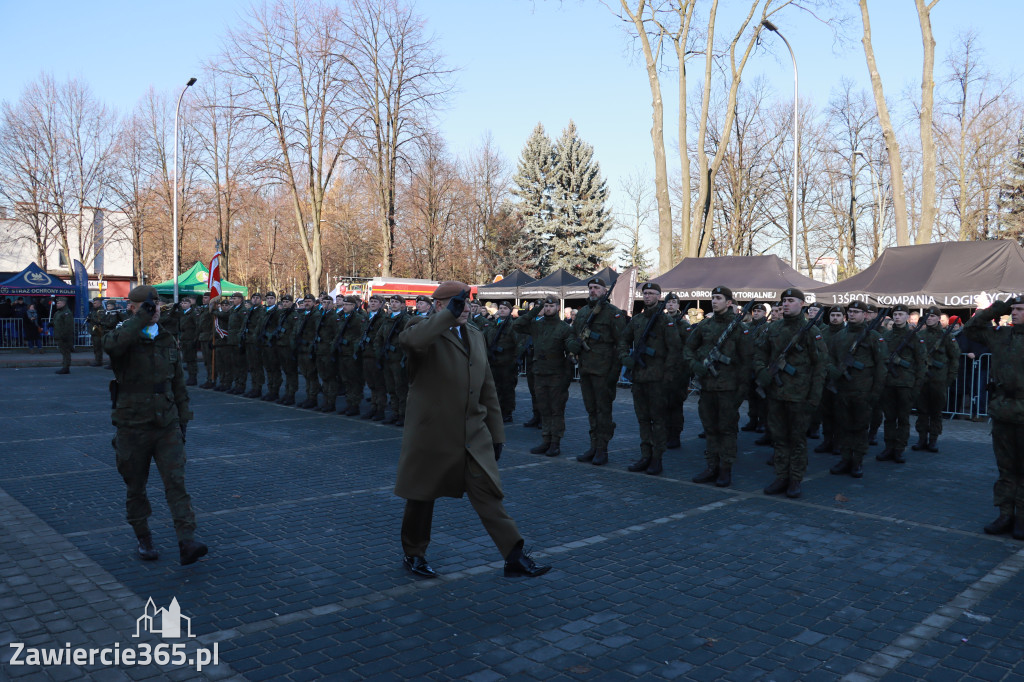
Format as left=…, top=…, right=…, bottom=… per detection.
left=179, top=307, right=199, bottom=343
left=255, top=305, right=277, bottom=346
left=213, top=304, right=245, bottom=345
left=965, top=304, right=1024, bottom=423
left=882, top=323, right=927, bottom=389
left=664, top=311, right=693, bottom=385
left=375, top=310, right=410, bottom=365
left=271, top=307, right=297, bottom=347
left=360, top=309, right=386, bottom=358
left=88, top=308, right=105, bottom=336
left=513, top=308, right=573, bottom=376
left=196, top=305, right=213, bottom=342
left=159, top=305, right=181, bottom=337
left=823, top=322, right=845, bottom=351
left=52, top=306, right=75, bottom=342
left=827, top=321, right=887, bottom=394
left=483, top=316, right=519, bottom=367
left=618, top=305, right=682, bottom=383
left=241, top=305, right=265, bottom=350
left=468, top=313, right=491, bottom=332
left=683, top=308, right=753, bottom=392
left=103, top=313, right=192, bottom=428
left=568, top=298, right=627, bottom=375
left=753, top=314, right=829, bottom=404
left=919, top=324, right=961, bottom=386
left=334, top=310, right=366, bottom=358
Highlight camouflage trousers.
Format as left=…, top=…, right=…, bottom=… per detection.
left=299, top=354, right=320, bottom=404
left=698, top=389, right=742, bottom=467
left=91, top=334, right=103, bottom=364
left=882, top=385, right=915, bottom=450
left=264, top=345, right=282, bottom=396
left=383, top=359, right=408, bottom=419
left=362, top=356, right=387, bottom=416
left=666, top=376, right=688, bottom=441
left=580, top=368, right=617, bottom=449
left=632, top=380, right=667, bottom=461
left=992, top=420, right=1024, bottom=515
left=316, top=354, right=339, bottom=410
left=181, top=338, right=198, bottom=382
left=200, top=340, right=213, bottom=382
left=246, top=344, right=265, bottom=393
left=767, top=399, right=810, bottom=482
left=915, top=381, right=947, bottom=439
left=57, top=340, right=73, bottom=371
left=526, top=363, right=540, bottom=420
left=276, top=345, right=299, bottom=399
left=114, top=424, right=196, bottom=542
left=491, top=361, right=519, bottom=421
left=339, top=355, right=364, bottom=410
left=836, top=390, right=871, bottom=466
left=535, top=372, right=570, bottom=440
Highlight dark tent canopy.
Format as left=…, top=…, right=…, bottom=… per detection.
left=476, top=269, right=536, bottom=300
left=651, top=255, right=820, bottom=302
left=0, top=263, right=77, bottom=296
left=564, top=266, right=619, bottom=298
left=518, top=268, right=585, bottom=300
left=813, top=240, right=1024, bottom=308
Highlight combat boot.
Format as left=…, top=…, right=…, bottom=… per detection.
left=529, top=440, right=551, bottom=455
left=372, top=410, right=386, bottom=421
left=186, top=377, right=198, bottom=387
left=715, top=465, right=732, bottom=487
left=830, top=459, right=852, bottom=476
left=925, top=435, right=939, bottom=453
left=361, top=409, right=376, bottom=419
left=577, top=447, right=596, bottom=463
left=984, top=513, right=1014, bottom=536
left=666, top=433, right=681, bottom=449
left=785, top=480, right=802, bottom=499
left=137, top=534, right=158, bottom=561
left=179, top=539, right=208, bottom=566
left=262, top=390, right=279, bottom=402
left=868, top=429, right=879, bottom=446
left=394, top=417, right=405, bottom=427
left=592, top=447, right=609, bottom=466
left=691, top=466, right=718, bottom=484
left=755, top=433, right=772, bottom=447
left=627, top=456, right=651, bottom=472
left=876, top=448, right=895, bottom=462
left=763, top=477, right=788, bottom=495
left=524, top=414, right=541, bottom=428
left=891, top=448, right=906, bottom=464
left=806, top=426, right=820, bottom=439
left=765, top=453, right=775, bottom=466
left=344, top=406, right=360, bottom=417
left=299, top=397, right=318, bottom=409
left=741, top=419, right=758, bottom=432
left=200, top=381, right=215, bottom=389
left=644, top=458, right=663, bottom=476
left=383, top=413, right=397, bottom=424
left=1014, top=516, right=1024, bottom=541
left=911, top=434, right=927, bottom=451
left=55, top=368, right=70, bottom=375
left=546, top=440, right=561, bottom=457
left=279, top=394, right=295, bottom=406
left=814, top=439, right=834, bottom=454
left=850, top=462, right=864, bottom=478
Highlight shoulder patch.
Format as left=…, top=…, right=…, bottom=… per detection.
left=614, top=313, right=621, bottom=318
left=667, top=321, right=675, bottom=326
left=814, top=334, right=822, bottom=340
left=743, top=329, right=750, bottom=334
left=877, top=337, right=885, bottom=342
left=918, top=338, right=925, bottom=343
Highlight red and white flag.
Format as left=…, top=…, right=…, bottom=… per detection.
left=208, top=250, right=223, bottom=299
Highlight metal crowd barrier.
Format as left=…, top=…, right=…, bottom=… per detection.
left=947, top=352, right=990, bottom=419
left=0, top=317, right=90, bottom=349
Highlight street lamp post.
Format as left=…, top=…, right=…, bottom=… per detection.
left=172, top=77, right=197, bottom=303
left=761, top=20, right=799, bottom=270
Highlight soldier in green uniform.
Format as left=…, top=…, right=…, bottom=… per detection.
left=310, top=296, right=339, bottom=412
left=52, top=296, right=76, bottom=374
left=743, top=304, right=770, bottom=434
left=212, top=292, right=246, bottom=394
left=865, top=304, right=885, bottom=445
left=803, top=302, right=825, bottom=439
left=518, top=299, right=545, bottom=428
left=515, top=295, right=573, bottom=456
left=272, top=294, right=298, bottom=405
left=663, top=293, right=692, bottom=450
left=294, top=295, right=321, bottom=409
left=965, top=295, right=1024, bottom=538
left=619, top=282, right=682, bottom=476
left=211, top=299, right=230, bottom=391
left=754, top=288, right=828, bottom=498
left=241, top=293, right=265, bottom=398
left=336, top=295, right=367, bottom=415
left=685, top=286, right=752, bottom=486
left=87, top=298, right=105, bottom=366
left=468, top=299, right=490, bottom=331
left=257, top=292, right=279, bottom=400
left=178, top=296, right=200, bottom=386
left=568, top=277, right=626, bottom=465
left=912, top=305, right=960, bottom=452
left=828, top=300, right=888, bottom=478
left=103, top=285, right=207, bottom=565
left=877, top=304, right=927, bottom=464
left=484, top=301, right=520, bottom=423
left=375, top=295, right=411, bottom=425
left=814, top=307, right=846, bottom=455
left=359, top=295, right=388, bottom=420
left=754, top=302, right=785, bottom=447
left=196, top=294, right=215, bottom=388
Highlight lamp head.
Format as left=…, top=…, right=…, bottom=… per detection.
left=186, top=77, right=197, bottom=87
left=761, top=19, right=778, bottom=32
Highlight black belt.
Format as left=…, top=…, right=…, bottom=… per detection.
left=120, top=383, right=168, bottom=394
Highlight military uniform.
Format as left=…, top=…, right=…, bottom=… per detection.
left=336, top=301, right=367, bottom=415
left=103, top=285, right=206, bottom=565
left=913, top=307, right=961, bottom=452
left=359, top=300, right=388, bottom=420
left=663, top=303, right=692, bottom=450
left=195, top=300, right=215, bottom=388
left=52, top=301, right=75, bottom=374
left=99, top=304, right=127, bottom=369
left=516, top=301, right=543, bottom=428
left=619, top=284, right=682, bottom=475
left=178, top=303, right=200, bottom=385
left=273, top=298, right=299, bottom=405
left=483, top=305, right=521, bottom=424
left=743, top=311, right=770, bottom=433
left=294, top=301, right=321, bottom=409
left=568, top=282, right=626, bottom=465
left=87, top=301, right=105, bottom=366
left=241, top=301, right=266, bottom=398
left=310, top=303, right=340, bottom=411
left=256, top=297, right=280, bottom=400
left=827, top=301, right=888, bottom=477
left=213, top=296, right=247, bottom=393
left=684, top=287, right=753, bottom=485
left=514, top=299, right=573, bottom=455
left=375, top=303, right=411, bottom=425
left=878, top=306, right=927, bottom=463
left=814, top=314, right=846, bottom=455
left=753, top=289, right=828, bottom=498
left=965, top=296, right=1024, bottom=538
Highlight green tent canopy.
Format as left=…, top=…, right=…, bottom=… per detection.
left=152, top=261, right=248, bottom=297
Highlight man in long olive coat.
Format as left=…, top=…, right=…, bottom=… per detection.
left=394, top=281, right=550, bottom=580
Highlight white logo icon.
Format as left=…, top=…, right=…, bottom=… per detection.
left=133, top=597, right=195, bottom=639
left=26, top=271, right=52, bottom=285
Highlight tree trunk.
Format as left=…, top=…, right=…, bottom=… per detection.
left=916, top=0, right=940, bottom=244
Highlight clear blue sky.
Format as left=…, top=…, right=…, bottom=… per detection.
left=1, top=0, right=1019, bottom=248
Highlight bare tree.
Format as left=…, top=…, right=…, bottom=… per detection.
left=108, top=111, right=155, bottom=282
left=462, top=132, right=511, bottom=281
left=611, top=169, right=656, bottom=280
left=914, top=0, right=941, bottom=244
left=0, top=89, right=53, bottom=268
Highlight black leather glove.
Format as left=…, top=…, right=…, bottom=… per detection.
left=179, top=422, right=187, bottom=443
left=139, top=298, right=157, bottom=318
left=447, top=289, right=469, bottom=318
left=493, top=442, right=503, bottom=461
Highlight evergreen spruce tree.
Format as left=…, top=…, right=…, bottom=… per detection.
left=997, top=124, right=1024, bottom=244
left=550, top=120, right=613, bottom=278
left=618, top=238, right=653, bottom=282
left=510, top=123, right=556, bottom=276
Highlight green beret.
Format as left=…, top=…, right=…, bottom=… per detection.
left=128, top=285, right=159, bottom=303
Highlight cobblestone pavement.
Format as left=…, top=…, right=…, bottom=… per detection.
left=2, top=366, right=1023, bottom=681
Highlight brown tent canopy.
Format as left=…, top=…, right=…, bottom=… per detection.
left=650, top=255, right=820, bottom=302
left=813, top=240, right=1024, bottom=308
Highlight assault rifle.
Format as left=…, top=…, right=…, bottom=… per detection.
left=357, top=311, right=381, bottom=358
left=332, top=311, right=355, bottom=359
left=487, top=316, right=511, bottom=363
left=269, top=307, right=293, bottom=345
left=378, top=312, right=404, bottom=369
left=923, top=321, right=957, bottom=376
left=309, top=307, right=329, bottom=360
left=624, top=301, right=664, bottom=382
left=291, top=309, right=313, bottom=355
left=239, top=305, right=258, bottom=355
left=827, top=307, right=890, bottom=393
left=885, top=317, right=928, bottom=376
left=576, top=295, right=608, bottom=352
left=702, top=300, right=757, bottom=378
left=755, top=306, right=825, bottom=398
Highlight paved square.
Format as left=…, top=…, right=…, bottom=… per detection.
left=2, top=365, right=1022, bottom=681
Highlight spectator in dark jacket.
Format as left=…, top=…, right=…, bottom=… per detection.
left=24, top=304, right=42, bottom=352
left=956, top=314, right=990, bottom=418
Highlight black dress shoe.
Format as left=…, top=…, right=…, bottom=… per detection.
left=830, top=460, right=851, bottom=475
left=850, top=464, right=864, bottom=478
left=178, top=539, right=208, bottom=566
left=785, top=480, right=802, bottom=499
left=763, top=477, right=788, bottom=495
left=984, top=513, right=1014, bottom=536
left=137, top=534, right=158, bottom=561
left=530, top=441, right=551, bottom=455
left=592, top=448, right=608, bottom=466
left=577, top=447, right=596, bottom=462
left=628, top=456, right=652, bottom=472
left=691, top=466, right=718, bottom=484
left=504, top=546, right=550, bottom=578
left=644, top=459, right=663, bottom=476
left=403, top=555, right=438, bottom=578
left=715, top=466, right=731, bottom=487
